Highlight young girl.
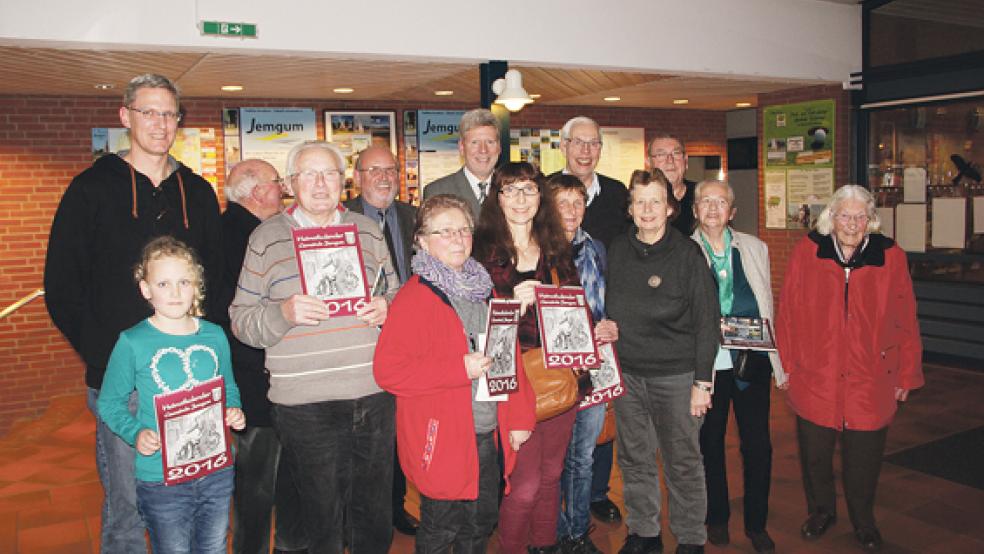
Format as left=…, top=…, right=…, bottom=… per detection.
left=98, top=236, right=244, bottom=553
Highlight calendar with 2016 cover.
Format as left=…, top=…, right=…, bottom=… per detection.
left=534, top=285, right=601, bottom=370
left=292, top=223, right=370, bottom=317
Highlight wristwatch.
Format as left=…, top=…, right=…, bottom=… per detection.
left=693, top=382, right=713, bottom=393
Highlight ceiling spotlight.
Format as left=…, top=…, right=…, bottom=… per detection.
left=434, top=90, right=454, bottom=96
left=673, top=99, right=689, bottom=105
left=221, top=85, right=244, bottom=92
left=604, top=96, right=621, bottom=102
left=94, top=83, right=115, bottom=90
left=735, top=101, right=752, bottom=108
left=492, top=69, right=534, bottom=112
left=333, top=87, right=354, bottom=94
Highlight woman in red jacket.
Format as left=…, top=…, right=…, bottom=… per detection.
left=776, top=185, right=923, bottom=552
left=375, top=194, right=535, bottom=554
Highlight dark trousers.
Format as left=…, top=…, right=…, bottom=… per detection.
left=698, top=370, right=772, bottom=532
left=416, top=431, right=500, bottom=554
left=590, top=440, right=614, bottom=502
left=393, top=442, right=409, bottom=519
left=796, top=416, right=888, bottom=531
left=232, top=426, right=307, bottom=554
left=272, top=392, right=396, bottom=554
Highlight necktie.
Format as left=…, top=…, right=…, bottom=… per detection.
left=378, top=209, right=402, bottom=282
left=477, top=182, right=488, bottom=204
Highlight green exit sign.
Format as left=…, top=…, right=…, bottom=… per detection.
left=201, top=21, right=257, bottom=38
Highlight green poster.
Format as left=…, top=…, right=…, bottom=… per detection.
left=763, top=99, right=835, bottom=168
left=762, top=99, right=836, bottom=229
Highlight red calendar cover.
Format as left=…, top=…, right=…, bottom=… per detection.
left=154, top=376, right=231, bottom=486
left=534, top=285, right=601, bottom=369
left=292, top=223, right=370, bottom=317
left=484, top=299, right=522, bottom=396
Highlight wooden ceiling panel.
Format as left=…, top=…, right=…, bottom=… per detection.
left=0, top=45, right=826, bottom=110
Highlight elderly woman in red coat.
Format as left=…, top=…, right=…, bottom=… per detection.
left=776, top=185, right=923, bottom=553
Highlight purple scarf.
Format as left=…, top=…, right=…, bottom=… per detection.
left=411, top=249, right=493, bottom=303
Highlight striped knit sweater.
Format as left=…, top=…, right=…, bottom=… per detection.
left=230, top=206, right=399, bottom=405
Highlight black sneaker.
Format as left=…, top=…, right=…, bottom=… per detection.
left=565, top=531, right=602, bottom=554
left=619, top=533, right=663, bottom=554
left=745, top=530, right=776, bottom=554
left=674, top=545, right=704, bottom=554
left=706, top=523, right=729, bottom=546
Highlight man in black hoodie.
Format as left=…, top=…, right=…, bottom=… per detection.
left=44, top=73, right=223, bottom=553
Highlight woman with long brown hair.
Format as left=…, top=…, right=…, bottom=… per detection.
left=472, top=162, right=579, bottom=553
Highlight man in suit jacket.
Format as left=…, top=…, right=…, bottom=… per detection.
left=343, top=145, right=419, bottom=536
left=423, top=108, right=501, bottom=221
left=345, top=145, right=416, bottom=285
left=549, top=116, right=629, bottom=248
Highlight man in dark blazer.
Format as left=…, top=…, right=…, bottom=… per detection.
left=549, top=116, right=629, bottom=249
left=422, top=108, right=501, bottom=221
left=345, top=145, right=417, bottom=285
left=343, top=145, right=419, bottom=535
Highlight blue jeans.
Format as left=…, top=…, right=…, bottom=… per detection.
left=88, top=387, right=147, bottom=553
left=272, top=392, right=396, bottom=554
left=136, top=467, right=235, bottom=554
left=557, top=403, right=606, bottom=539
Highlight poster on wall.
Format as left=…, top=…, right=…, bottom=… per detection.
left=240, top=108, right=317, bottom=177
left=325, top=112, right=397, bottom=178
left=762, top=99, right=836, bottom=229
left=418, top=110, right=465, bottom=188
left=222, top=108, right=242, bottom=173
left=91, top=128, right=219, bottom=187
left=597, top=127, right=646, bottom=187
left=509, top=126, right=645, bottom=185
left=510, top=128, right=565, bottom=175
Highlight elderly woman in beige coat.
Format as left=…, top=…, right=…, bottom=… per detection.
left=690, top=179, right=785, bottom=554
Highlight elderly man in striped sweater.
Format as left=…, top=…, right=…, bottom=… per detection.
left=230, top=140, right=400, bottom=554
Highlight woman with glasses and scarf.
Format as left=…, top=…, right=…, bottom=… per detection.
left=776, top=185, right=923, bottom=552
left=375, top=194, right=535, bottom=553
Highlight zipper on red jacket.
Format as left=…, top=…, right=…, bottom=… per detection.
left=843, top=267, right=851, bottom=318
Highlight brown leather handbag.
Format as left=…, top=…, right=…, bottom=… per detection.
left=520, top=267, right=589, bottom=421
left=522, top=347, right=580, bottom=421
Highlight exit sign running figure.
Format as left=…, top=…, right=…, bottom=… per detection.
left=201, top=21, right=258, bottom=38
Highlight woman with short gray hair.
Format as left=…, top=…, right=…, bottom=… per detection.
left=775, top=184, right=923, bottom=552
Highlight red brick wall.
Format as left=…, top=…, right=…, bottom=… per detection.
left=0, top=94, right=726, bottom=434
left=756, top=85, right=853, bottom=301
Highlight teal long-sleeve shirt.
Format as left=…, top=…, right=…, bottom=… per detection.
left=97, top=318, right=241, bottom=483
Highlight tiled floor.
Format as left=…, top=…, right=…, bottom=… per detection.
left=1, top=364, right=982, bottom=553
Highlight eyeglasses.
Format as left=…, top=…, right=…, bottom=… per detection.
left=126, top=106, right=182, bottom=123
left=834, top=213, right=869, bottom=224
left=358, top=166, right=399, bottom=178
left=428, top=226, right=474, bottom=240
left=649, top=150, right=685, bottom=163
left=499, top=184, right=540, bottom=198
left=697, top=197, right=730, bottom=209
left=568, top=138, right=603, bottom=150
left=293, top=169, right=344, bottom=185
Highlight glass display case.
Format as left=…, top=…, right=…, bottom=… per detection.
left=866, top=96, right=984, bottom=283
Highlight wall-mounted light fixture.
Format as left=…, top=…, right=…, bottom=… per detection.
left=492, top=69, right=534, bottom=112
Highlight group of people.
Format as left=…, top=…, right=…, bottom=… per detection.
left=43, top=73, right=924, bottom=554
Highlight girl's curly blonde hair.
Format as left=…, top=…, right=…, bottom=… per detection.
left=133, top=236, right=206, bottom=317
